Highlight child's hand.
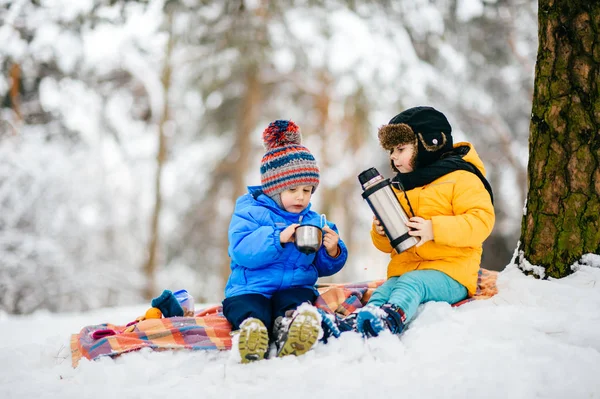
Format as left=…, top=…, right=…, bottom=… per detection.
left=322, top=225, right=340, bottom=257
left=406, top=216, right=433, bottom=247
left=280, top=224, right=300, bottom=245
left=373, top=216, right=386, bottom=236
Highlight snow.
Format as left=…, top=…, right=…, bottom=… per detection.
left=2, top=262, right=600, bottom=399
left=456, top=0, right=485, bottom=22
left=0, top=0, right=539, bottom=310
left=1, top=2, right=596, bottom=396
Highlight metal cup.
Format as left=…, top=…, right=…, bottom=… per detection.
left=294, top=224, right=323, bottom=254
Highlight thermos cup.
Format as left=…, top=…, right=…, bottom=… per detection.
left=294, top=225, right=323, bottom=254
left=358, top=167, right=419, bottom=253
left=294, top=214, right=327, bottom=254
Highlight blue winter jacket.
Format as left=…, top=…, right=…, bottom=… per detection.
left=224, top=186, right=348, bottom=299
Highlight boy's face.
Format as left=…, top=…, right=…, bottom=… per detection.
left=390, top=143, right=417, bottom=173
left=280, top=185, right=313, bottom=213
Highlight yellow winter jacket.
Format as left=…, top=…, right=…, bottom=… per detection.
left=371, top=142, right=495, bottom=296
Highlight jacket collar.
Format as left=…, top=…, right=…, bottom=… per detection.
left=247, top=185, right=313, bottom=218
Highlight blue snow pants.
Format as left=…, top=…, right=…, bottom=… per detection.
left=222, top=287, right=316, bottom=331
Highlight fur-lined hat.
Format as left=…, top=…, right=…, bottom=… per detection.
left=378, top=106, right=453, bottom=171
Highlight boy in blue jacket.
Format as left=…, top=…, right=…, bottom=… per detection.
left=223, top=120, right=348, bottom=363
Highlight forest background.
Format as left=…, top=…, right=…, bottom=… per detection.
left=0, top=0, right=537, bottom=314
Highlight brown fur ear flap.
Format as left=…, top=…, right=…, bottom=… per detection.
left=378, top=123, right=417, bottom=150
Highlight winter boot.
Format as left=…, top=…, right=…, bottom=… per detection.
left=356, top=304, right=406, bottom=338
left=237, top=317, right=269, bottom=364
left=275, top=304, right=322, bottom=357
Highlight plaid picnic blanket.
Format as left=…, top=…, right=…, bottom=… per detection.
left=314, top=267, right=498, bottom=314
left=70, top=269, right=498, bottom=367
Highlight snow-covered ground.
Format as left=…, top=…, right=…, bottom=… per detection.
left=2, top=263, right=600, bottom=399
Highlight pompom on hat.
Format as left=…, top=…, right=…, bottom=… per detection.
left=378, top=106, right=454, bottom=170
left=260, top=120, right=319, bottom=207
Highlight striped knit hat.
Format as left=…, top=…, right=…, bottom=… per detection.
left=260, top=120, right=319, bottom=207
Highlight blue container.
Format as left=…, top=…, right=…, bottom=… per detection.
left=173, top=289, right=195, bottom=313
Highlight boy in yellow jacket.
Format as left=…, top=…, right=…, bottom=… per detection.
left=356, top=106, right=495, bottom=337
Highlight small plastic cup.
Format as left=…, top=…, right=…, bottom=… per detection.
left=173, top=289, right=195, bottom=314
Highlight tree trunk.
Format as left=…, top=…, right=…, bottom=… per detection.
left=219, top=67, right=262, bottom=287
left=9, top=63, right=22, bottom=122
left=143, top=13, right=174, bottom=299
left=518, top=0, right=600, bottom=278
left=314, top=70, right=334, bottom=217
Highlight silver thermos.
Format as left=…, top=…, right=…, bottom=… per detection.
left=358, top=167, right=419, bottom=253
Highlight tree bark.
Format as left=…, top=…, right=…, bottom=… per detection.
left=219, top=67, right=262, bottom=287
left=9, top=63, right=22, bottom=122
left=314, top=70, right=334, bottom=217
left=518, top=0, right=600, bottom=278
left=143, top=13, right=174, bottom=299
